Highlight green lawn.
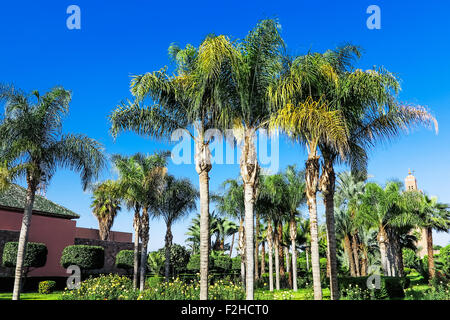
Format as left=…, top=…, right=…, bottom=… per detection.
left=255, top=288, right=331, bottom=300
left=0, top=292, right=62, bottom=300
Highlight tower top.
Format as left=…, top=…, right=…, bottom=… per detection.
left=405, top=169, right=418, bottom=191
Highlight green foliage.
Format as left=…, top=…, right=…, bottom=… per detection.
left=38, top=281, right=56, bottom=294
left=403, top=248, right=420, bottom=269
left=137, top=278, right=245, bottom=300
left=61, top=274, right=137, bottom=300
left=438, top=244, right=450, bottom=276
left=405, top=281, right=450, bottom=300
left=157, top=244, right=190, bottom=274
left=147, top=251, right=163, bottom=275
left=338, top=276, right=409, bottom=299
left=213, top=254, right=232, bottom=272
left=256, top=272, right=291, bottom=289
left=187, top=254, right=212, bottom=272
left=60, top=245, right=104, bottom=270
left=2, top=242, right=47, bottom=268
left=231, top=256, right=242, bottom=271
left=146, top=276, right=163, bottom=288
left=115, top=250, right=135, bottom=270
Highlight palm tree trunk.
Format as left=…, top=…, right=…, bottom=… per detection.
left=305, top=155, right=322, bottom=300
left=277, top=223, right=285, bottom=277
left=198, top=170, right=210, bottom=300
left=289, top=215, right=298, bottom=291
left=195, top=135, right=212, bottom=301
left=344, top=235, right=356, bottom=276
left=261, top=241, right=266, bottom=275
left=139, top=207, right=150, bottom=291
left=352, top=234, right=361, bottom=277
left=229, top=232, right=235, bottom=258
left=239, top=218, right=246, bottom=285
left=240, top=129, right=259, bottom=300
left=426, top=227, right=435, bottom=279
left=377, top=227, right=389, bottom=276
left=306, top=247, right=310, bottom=272
left=164, top=224, right=173, bottom=281
left=133, top=207, right=141, bottom=290
left=267, top=221, right=274, bottom=292
left=319, top=158, right=339, bottom=299
left=274, top=229, right=280, bottom=290
left=255, top=212, right=260, bottom=281
left=12, top=178, right=37, bottom=300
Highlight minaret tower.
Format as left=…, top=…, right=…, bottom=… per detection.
left=405, top=170, right=427, bottom=258
left=405, top=169, right=418, bottom=191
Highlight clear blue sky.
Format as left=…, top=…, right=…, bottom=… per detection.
left=1, top=0, right=449, bottom=250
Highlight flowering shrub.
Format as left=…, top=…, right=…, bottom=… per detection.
left=138, top=278, right=245, bottom=300
left=38, top=280, right=56, bottom=294
left=61, top=274, right=244, bottom=300
left=405, top=282, right=450, bottom=300
left=61, top=274, right=138, bottom=300
left=340, top=284, right=375, bottom=300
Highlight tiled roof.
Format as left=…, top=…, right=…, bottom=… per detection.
left=0, top=184, right=79, bottom=219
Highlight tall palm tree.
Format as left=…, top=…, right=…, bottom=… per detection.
left=216, top=178, right=246, bottom=282
left=156, top=175, right=197, bottom=280
left=0, top=85, right=105, bottom=300
left=91, top=180, right=122, bottom=241
left=110, top=40, right=232, bottom=300
left=283, top=165, right=306, bottom=291
left=198, top=19, right=286, bottom=299
left=112, top=152, right=168, bottom=290
left=269, top=55, right=349, bottom=299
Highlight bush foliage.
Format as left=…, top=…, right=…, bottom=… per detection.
left=2, top=242, right=47, bottom=268
left=38, top=280, right=56, bottom=294
left=115, top=250, right=135, bottom=270
left=60, top=245, right=104, bottom=270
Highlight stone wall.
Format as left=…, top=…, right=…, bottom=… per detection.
left=0, top=230, right=19, bottom=277
left=74, top=238, right=134, bottom=275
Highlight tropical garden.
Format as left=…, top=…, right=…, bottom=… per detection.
left=0, top=19, right=449, bottom=301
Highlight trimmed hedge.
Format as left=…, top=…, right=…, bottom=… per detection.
left=60, top=245, right=104, bottom=270
left=2, top=242, right=47, bottom=268
left=38, top=280, right=56, bottom=294
left=338, top=276, right=410, bottom=299
left=115, top=250, right=134, bottom=270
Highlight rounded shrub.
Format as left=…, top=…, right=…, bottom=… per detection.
left=115, top=250, right=134, bottom=270
left=38, top=280, right=56, bottom=294
left=60, top=245, right=104, bottom=270
left=2, top=242, right=47, bottom=268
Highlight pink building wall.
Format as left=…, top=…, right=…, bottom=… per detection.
left=0, top=209, right=132, bottom=277
left=0, top=209, right=76, bottom=277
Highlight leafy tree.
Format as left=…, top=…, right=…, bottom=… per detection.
left=155, top=175, right=197, bottom=280
left=0, top=85, right=105, bottom=300
left=110, top=38, right=232, bottom=300
left=91, top=180, right=122, bottom=241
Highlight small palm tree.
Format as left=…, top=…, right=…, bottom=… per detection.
left=91, top=180, right=122, bottom=241
left=112, top=152, right=169, bottom=290
left=156, top=175, right=197, bottom=281
left=0, top=85, right=105, bottom=300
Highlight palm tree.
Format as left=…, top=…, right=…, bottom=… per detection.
left=0, top=85, right=105, bottom=300
left=358, top=181, right=419, bottom=276
left=410, top=193, right=450, bottom=279
left=112, top=152, right=168, bottom=290
left=110, top=40, right=232, bottom=300
left=283, top=165, right=306, bottom=291
left=156, top=175, right=197, bottom=281
left=216, top=178, right=246, bottom=282
left=91, top=180, right=122, bottom=241
left=198, top=19, right=286, bottom=299
left=269, top=54, right=349, bottom=299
